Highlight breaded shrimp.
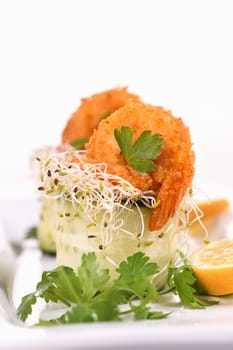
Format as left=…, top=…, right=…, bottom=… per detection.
left=62, top=87, right=141, bottom=144
left=85, top=102, right=195, bottom=231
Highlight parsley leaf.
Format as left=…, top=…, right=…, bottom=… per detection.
left=17, top=252, right=167, bottom=324
left=17, top=293, right=37, bottom=322
left=71, top=138, right=88, bottom=149
left=100, top=111, right=111, bottom=120
left=17, top=253, right=110, bottom=322
left=167, top=264, right=218, bottom=309
left=114, top=126, right=163, bottom=175
left=76, top=252, right=110, bottom=302
left=17, top=251, right=216, bottom=326
left=114, top=252, right=159, bottom=299
left=53, top=304, right=96, bottom=324
left=111, top=252, right=161, bottom=319
left=25, top=226, right=37, bottom=239
left=36, top=266, right=81, bottom=305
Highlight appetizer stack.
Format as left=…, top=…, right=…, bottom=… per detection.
left=35, top=87, right=196, bottom=287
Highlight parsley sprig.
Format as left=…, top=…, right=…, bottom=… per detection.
left=17, top=252, right=216, bottom=326
left=114, top=126, right=163, bottom=175
left=165, top=252, right=217, bottom=308
left=70, top=138, right=89, bottom=149
left=166, top=265, right=217, bottom=308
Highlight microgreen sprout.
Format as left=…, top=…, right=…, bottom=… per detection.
left=33, top=146, right=207, bottom=268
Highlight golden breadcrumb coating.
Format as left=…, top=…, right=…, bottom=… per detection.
left=62, top=87, right=141, bottom=143
left=85, top=102, right=195, bottom=231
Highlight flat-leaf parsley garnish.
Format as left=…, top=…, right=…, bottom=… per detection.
left=17, top=252, right=165, bottom=324
left=100, top=111, right=111, bottom=120
left=71, top=138, right=89, bottom=149
left=114, top=126, right=163, bottom=175
left=166, top=265, right=217, bottom=308
left=17, top=252, right=216, bottom=326
left=163, top=252, right=218, bottom=309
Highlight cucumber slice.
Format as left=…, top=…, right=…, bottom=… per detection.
left=37, top=199, right=59, bottom=253
left=38, top=198, right=179, bottom=288
left=56, top=203, right=179, bottom=288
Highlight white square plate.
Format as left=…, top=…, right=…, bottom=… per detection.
left=0, top=182, right=233, bottom=350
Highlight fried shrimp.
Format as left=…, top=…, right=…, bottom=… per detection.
left=85, top=102, right=195, bottom=231
left=62, top=87, right=141, bottom=144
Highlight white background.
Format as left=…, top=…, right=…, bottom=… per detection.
left=0, top=0, right=232, bottom=196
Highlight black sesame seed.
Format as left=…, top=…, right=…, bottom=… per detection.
left=47, top=169, right=52, bottom=177
left=158, top=233, right=164, bottom=238
left=99, top=244, right=104, bottom=250
left=38, top=186, right=45, bottom=191
left=88, top=235, right=96, bottom=239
